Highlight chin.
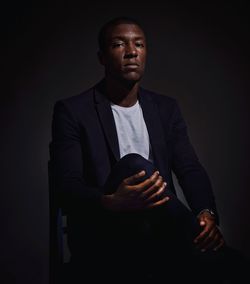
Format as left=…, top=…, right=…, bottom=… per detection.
left=120, top=77, right=141, bottom=87
left=121, top=72, right=143, bottom=84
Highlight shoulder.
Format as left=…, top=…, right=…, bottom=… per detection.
left=55, top=85, right=95, bottom=110
left=52, top=84, right=97, bottom=122
left=139, top=87, right=186, bottom=127
left=139, top=87, right=179, bottom=110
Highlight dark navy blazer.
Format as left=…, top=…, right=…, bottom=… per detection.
left=50, top=80, right=218, bottom=258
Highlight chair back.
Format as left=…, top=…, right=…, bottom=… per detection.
left=48, top=159, right=64, bottom=284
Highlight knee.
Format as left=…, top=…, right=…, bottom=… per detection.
left=119, top=153, right=156, bottom=178
left=120, top=153, right=145, bottom=165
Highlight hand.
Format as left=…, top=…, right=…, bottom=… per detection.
left=194, top=211, right=225, bottom=252
left=102, top=170, right=169, bottom=212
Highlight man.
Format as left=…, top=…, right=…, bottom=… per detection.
left=50, top=17, right=248, bottom=283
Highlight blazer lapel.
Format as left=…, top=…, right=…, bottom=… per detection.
left=94, top=84, right=120, bottom=162
left=139, top=89, right=169, bottom=178
left=93, top=82, right=169, bottom=175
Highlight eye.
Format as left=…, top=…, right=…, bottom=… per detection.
left=111, top=42, right=124, bottom=48
left=135, top=42, right=144, bottom=48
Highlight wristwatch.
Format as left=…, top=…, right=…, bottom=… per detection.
left=198, top=209, right=216, bottom=218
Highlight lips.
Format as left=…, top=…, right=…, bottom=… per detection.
left=124, top=62, right=139, bottom=67
left=123, top=63, right=139, bottom=70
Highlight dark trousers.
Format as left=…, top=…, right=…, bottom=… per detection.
left=68, top=153, right=249, bottom=283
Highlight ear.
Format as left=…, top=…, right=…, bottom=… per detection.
left=97, top=50, right=105, bottom=65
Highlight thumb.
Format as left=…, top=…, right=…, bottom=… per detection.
left=200, top=220, right=206, bottom=226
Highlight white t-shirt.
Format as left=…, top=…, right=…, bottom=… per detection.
left=111, top=100, right=153, bottom=162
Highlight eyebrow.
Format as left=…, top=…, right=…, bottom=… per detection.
left=110, top=36, right=145, bottom=41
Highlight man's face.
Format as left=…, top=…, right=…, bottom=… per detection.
left=99, top=23, right=147, bottom=84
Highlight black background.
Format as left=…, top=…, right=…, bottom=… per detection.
left=2, top=1, right=250, bottom=283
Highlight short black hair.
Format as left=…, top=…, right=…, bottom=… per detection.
left=98, top=17, right=145, bottom=52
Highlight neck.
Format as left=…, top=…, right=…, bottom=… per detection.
left=104, top=76, right=140, bottom=107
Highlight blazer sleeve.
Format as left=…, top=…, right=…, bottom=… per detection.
left=50, top=100, right=103, bottom=214
left=170, top=100, right=219, bottom=223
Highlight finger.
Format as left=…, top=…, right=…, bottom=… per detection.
left=196, top=224, right=220, bottom=251
left=141, top=176, right=165, bottom=199
left=199, top=229, right=218, bottom=252
left=213, top=238, right=225, bottom=251
left=195, top=226, right=215, bottom=250
left=123, top=170, right=146, bottom=185
left=144, top=182, right=167, bottom=203
left=203, top=232, right=221, bottom=251
left=133, top=171, right=160, bottom=191
left=194, top=220, right=214, bottom=244
left=194, top=226, right=209, bottom=244
left=146, top=196, right=170, bottom=209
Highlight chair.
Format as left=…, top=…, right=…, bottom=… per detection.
left=48, top=159, right=69, bottom=284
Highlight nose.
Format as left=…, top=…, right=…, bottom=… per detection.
left=124, top=43, right=138, bottom=58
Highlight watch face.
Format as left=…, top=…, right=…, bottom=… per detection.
left=203, top=209, right=215, bottom=216
left=209, top=210, right=215, bottom=216
left=198, top=209, right=216, bottom=218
